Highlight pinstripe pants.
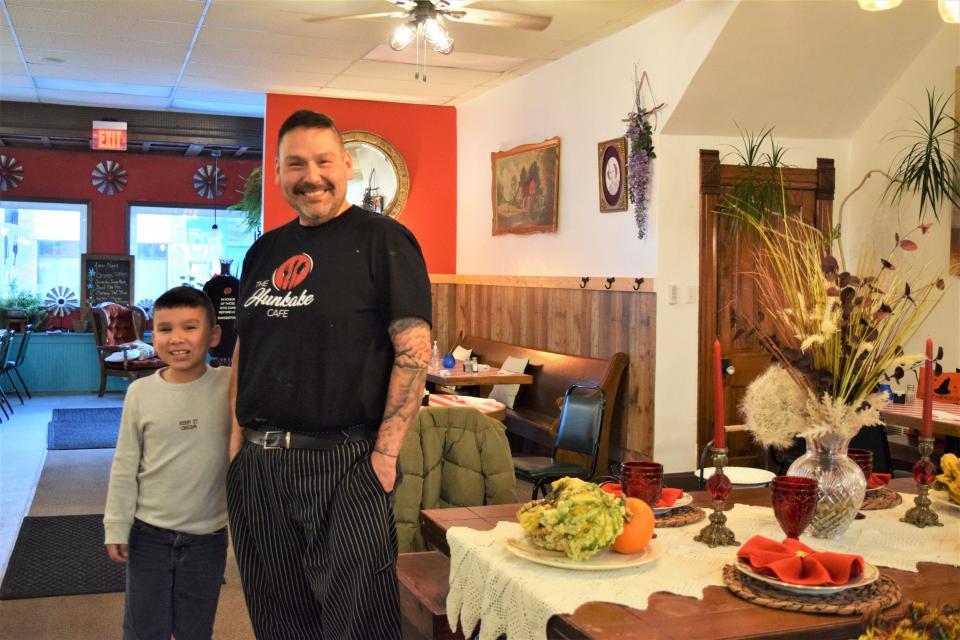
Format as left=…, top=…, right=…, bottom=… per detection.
left=226, top=438, right=402, bottom=640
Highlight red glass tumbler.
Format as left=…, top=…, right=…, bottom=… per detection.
left=848, top=448, right=873, bottom=483
left=771, top=476, right=818, bottom=539
left=621, top=461, right=663, bottom=508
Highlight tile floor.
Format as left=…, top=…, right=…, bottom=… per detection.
left=0, top=392, right=124, bottom=580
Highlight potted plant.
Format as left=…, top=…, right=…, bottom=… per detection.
left=228, top=166, right=263, bottom=234
left=0, top=286, right=46, bottom=330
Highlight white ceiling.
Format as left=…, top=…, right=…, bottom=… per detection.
left=0, top=0, right=676, bottom=116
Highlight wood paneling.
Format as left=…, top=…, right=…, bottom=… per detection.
left=429, top=278, right=656, bottom=462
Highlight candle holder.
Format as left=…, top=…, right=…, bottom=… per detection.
left=695, top=446, right=739, bottom=547
left=901, top=436, right=943, bottom=528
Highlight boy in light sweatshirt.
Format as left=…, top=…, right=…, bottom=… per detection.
left=104, top=286, right=231, bottom=640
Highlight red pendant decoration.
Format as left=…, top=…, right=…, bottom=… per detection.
left=91, top=160, right=128, bottom=195
left=0, top=155, right=24, bottom=191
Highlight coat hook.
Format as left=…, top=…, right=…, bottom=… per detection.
left=604, top=277, right=615, bottom=290
left=580, top=276, right=590, bottom=289
left=633, top=277, right=644, bottom=291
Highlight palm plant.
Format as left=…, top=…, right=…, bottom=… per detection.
left=227, top=166, right=263, bottom=234
left=718, top=124, right=792, bottom=224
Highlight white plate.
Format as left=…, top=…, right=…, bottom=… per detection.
left=653, top=492, right=693, bottom=515
left=698, top=467, right=776, bottom=488
left=736, top=559, right=880, bottom=595
left=505, top=537, right=662, bottom=571
left=930, top=490, right=960, bottom=511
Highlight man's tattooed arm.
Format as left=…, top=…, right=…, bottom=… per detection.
left=371, top=317, right=431, bottom=490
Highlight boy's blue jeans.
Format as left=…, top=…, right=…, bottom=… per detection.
left=123, top=519, right=228, bottom=640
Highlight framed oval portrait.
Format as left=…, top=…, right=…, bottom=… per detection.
left=598, top=137, right=627, bottom=212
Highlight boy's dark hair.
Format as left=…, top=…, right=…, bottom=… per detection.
left=152, top=287, right=216, bottom=327
left=277, top=110, right=342, bottom=148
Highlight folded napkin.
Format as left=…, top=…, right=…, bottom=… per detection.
left=737, top=535, right=864, bottom=586
left=600, top=483, right=683, bottom=508
left=868, top=473, right=891, bottom=490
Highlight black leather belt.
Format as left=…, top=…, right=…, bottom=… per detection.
left=242, top=425, right=376, bottom=450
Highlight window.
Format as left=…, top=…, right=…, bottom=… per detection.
left=129, top=205, right=256, bottom=304
left=0, top=200, right=89, bottom=299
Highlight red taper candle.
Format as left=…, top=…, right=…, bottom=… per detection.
left=714, top=338, right=725, bottom=448
left=921, top=338, right=933, bottom=438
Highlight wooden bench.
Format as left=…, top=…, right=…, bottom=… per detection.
left=398, top=552, right=465, bottom=640
left=459, top=336, right=628, bottom=477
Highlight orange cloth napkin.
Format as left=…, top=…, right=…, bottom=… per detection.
left=868, top=473, right=891, bottom=490
left=737, top=535, right=864, bottom=586
left=600, top=483, right=682, bottom=508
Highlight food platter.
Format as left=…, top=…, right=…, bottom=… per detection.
left=653, top=492, right=693, bottom=515
left=505, top=537, right=662, bottom=571
left=735, top=560, right=880, bottom=595
left=930, top=490, right=960, bottom=511
left=698, top=467, right=776, bottom=488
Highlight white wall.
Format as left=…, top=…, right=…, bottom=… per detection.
left=845, top=26, right=960, bottom=372
left=456, top=1, right=738, bottom=277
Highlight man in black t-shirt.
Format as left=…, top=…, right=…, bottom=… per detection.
left=227, top=110, right=431, bottom=640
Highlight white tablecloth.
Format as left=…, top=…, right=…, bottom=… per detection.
left=446, top=494, right=960, bottom=640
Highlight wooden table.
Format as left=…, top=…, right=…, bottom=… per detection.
left=420, top=478, right=960, bottom=640
left=881, top=400, right=960, bottom=438
left=426, top=365, right=533, bottom=388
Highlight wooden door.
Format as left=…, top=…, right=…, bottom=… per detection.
left=697, top=150, right=834, bottom=467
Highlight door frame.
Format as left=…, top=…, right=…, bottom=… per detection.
left=696, top=149, right=835, bottom=457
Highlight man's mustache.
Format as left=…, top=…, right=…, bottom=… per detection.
left=293, top=180, right=333, bottom=195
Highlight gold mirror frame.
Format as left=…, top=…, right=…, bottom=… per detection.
left=342, top=130, right=410, bottom=220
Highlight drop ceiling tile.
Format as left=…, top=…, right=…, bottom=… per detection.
left=326, top=74, right=473, bottom=98
left=185, top=62, right=335, bottom=86
left=181, top=74, right=336, bottom=95
left=22, top=48, right=180, bottom=74
left=206, top=2, right=397, bottom=41
left=27, top=62, right=178, bottom=86
left=6, top=0, right=202, bottom=23
left=0, top=72, right=34, bottom=87
left=0, top=87, right=38, bottom=101
left=174, top=87, right=265, bottom=106
left=315, top=87, right=450, bottom=105
left=190, top=45, right=352, bottom=75
left=35, top=88, right=170, bottom=110
left=16, top=30, right=188, bottom=61
left=6, top=5, right=198, bottom=45
left=196, top=26, right=374, bottom=60
left=342, top=60, right=500, bottom=85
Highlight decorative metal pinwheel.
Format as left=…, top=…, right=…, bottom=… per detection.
left=136, top=298, right=155, bottom=319
left=193, top=164, right=226, bottom=199
left=91, top=160, right=128, bottom=195
left=0, top=155, right=24, bottom=191
left=45, top=286, right=79, bottom=317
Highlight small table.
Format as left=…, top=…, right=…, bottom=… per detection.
left=426, top=394, right=506, bottom=421
left=420, top=479, right=959, bottom=640
left=426, top=365, right=533, bottom=388
left=881, top=400, right=960, bottom=438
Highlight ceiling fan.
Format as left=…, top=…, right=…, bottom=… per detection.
left=303, top=0, right=552, bottom=56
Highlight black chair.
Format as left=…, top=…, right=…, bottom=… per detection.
left=0, top=331, right=15, bottom=419
left=3, top=324, right=32, bottom=404
left=513, top=383, right=605, bottom=499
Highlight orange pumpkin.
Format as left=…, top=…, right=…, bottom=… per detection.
left=612, top=497, right=655, bottom=554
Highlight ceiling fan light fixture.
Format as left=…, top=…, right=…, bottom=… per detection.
left=938, top=0, right=960, bottom=22
left=422, top=17, right=453, bottom=54
left=856, top=0, right=903, bottom=10
left=390, top=21, right=417, bottom=51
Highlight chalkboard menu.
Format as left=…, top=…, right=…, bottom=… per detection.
left=81, top=253, right=134, bottom=313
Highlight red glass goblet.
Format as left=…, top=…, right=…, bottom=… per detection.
left=771, top=476, right=818, bottom=539
left=621, top=461, right=663, bottom=508
left=848, top=448, right=873, bottom=483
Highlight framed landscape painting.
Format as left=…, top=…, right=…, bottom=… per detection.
left=491, top=137, right=560, bottom=235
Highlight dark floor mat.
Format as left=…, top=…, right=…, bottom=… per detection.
left=0, top=515, right=124, bottom=599
left=47, top=408, right=122, bottom=450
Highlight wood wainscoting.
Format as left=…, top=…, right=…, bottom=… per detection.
left=429, top=275, right=656, bottom=464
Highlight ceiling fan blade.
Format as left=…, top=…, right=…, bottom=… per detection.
left=442, top=7, right=551, bottom=31
left=302, top=11, right=406, bottom=24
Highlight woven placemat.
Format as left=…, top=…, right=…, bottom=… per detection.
left=723, top=564, right=901, bottom=615
left=655, top=505, right=706, bottom=528
left=862, top=487, right=902, bottom=510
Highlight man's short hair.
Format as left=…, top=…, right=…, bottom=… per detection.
left=277, top=110, right=342, bottom=148
left=153, top=286, right=216, bottom=327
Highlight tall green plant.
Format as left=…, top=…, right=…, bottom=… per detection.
left=718, top=124, right=791, bottom=224
left=227, top=166, right=263, bottom=233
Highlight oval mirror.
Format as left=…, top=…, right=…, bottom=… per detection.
left=342, top=130, right=410, bottom=220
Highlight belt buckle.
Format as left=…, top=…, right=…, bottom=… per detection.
left=262, top=430, right=290, bottom=450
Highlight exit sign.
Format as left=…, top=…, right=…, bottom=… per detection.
left=91, top=121, right=127, bottom=151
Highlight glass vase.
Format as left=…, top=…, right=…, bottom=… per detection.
left=785, top=432, right=866, bottom=539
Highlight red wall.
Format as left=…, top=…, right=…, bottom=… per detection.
left=3, top=147, right=260, bottom=253
left=264, top=94, right=456, bottom=273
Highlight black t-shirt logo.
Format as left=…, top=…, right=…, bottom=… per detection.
left=272, top=253, right=313, bottom=290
